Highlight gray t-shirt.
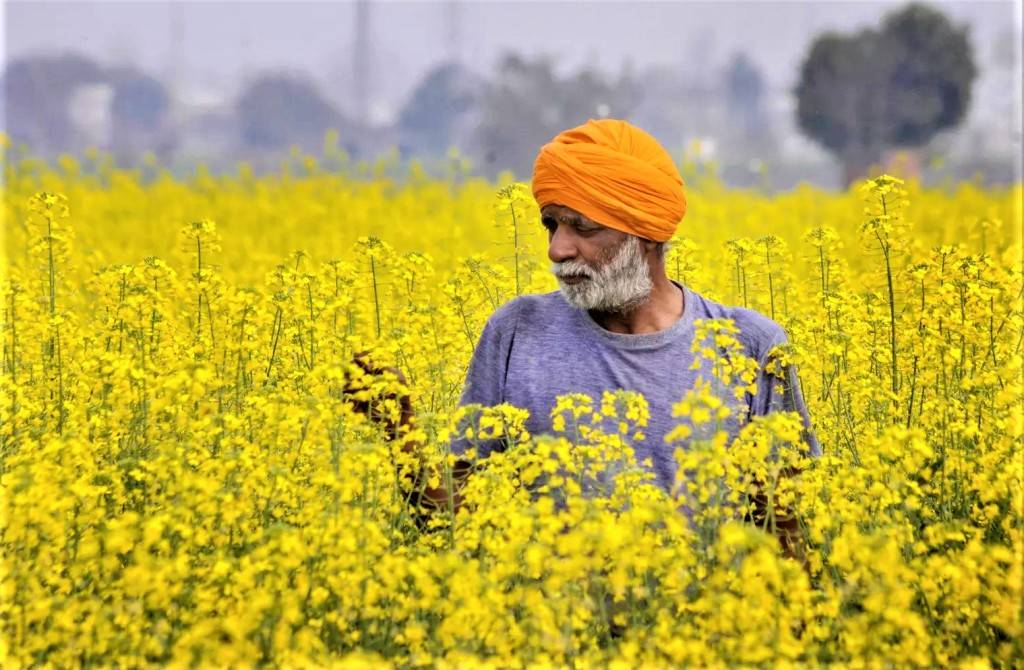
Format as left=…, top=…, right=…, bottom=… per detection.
left=451, top=280, right=821, bottom=494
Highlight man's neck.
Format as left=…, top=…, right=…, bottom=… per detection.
left=589, top=273, right=685, bottom=335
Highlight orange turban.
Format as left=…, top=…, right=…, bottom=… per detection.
left=531, top=118, right=687, bottom=243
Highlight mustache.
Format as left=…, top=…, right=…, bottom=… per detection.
left=551, top=261, right=595, bottom=279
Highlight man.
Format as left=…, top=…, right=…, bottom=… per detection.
left=451, top=118, right=818, bottom=467
left=355, top=118, right=819, bottom=549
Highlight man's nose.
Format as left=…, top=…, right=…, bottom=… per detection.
left=547, top=226, right=578, bottom=264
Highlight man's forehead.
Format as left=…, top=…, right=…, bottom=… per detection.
left=540, top=204, right=596, bottom=224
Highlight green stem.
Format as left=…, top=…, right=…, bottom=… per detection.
left=510, top=202, right=521, bottom=296
left=55, top=327, right=65, bottom=434
left=307, top=284, right=315, bottom=368
left=46, top=216, right=56, bottom=317
left=764, top=240, right=776, bottom=321
left=8, top=289, right=17, bottom=383
left=818, top=246, right=827, bottom=307
left=878, top=195, right=898, bottom=397
left=45, top=215, right=57, bottom=365
left=265, top=306, right=283, bottom=383
left=370, top=256, right=381, bottom=338
left=195, top=237, right=204, bottom=338
left=882, top=243, right=898, bottom=396
left=236, top=306, right=250, bottom=409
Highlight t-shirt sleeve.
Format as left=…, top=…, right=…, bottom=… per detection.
left=449, top=300, right=520, bottom=457
left=458, top=301, right=520, bottom=407
left=749, top=330, right=822, bottom=458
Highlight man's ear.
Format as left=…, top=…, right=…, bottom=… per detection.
left=640, top=237, right=661, bottom=257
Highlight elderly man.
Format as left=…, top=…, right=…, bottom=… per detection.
left=452, top=119, right=818, bottom=468
left=357, top=119, right=819, bottom=548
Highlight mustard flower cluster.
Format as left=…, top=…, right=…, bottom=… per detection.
left=1, top=145, right=1022, bottom=667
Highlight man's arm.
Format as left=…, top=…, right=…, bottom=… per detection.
left=343, top=353, right=468, bottom=514
left=448, top=301, right=520, bottom=459
left=346, top=298, right=520, bottom=517
left=743, top=464, right=809, bottom=568
left=746, top=342, right=820, bottom=566
left=418, top=302, right=519, bottom=513
left=749, top=341, right=821, bottom=457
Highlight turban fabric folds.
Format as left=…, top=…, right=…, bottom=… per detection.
left=531, top=119, right=687, bottom=243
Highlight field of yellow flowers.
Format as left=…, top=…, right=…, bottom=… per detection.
left=2, top=143, right=1022, bottom=668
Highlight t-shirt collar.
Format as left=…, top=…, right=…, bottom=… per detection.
left=567, top=280, right=697, bottom=350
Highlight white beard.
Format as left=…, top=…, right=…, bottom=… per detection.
left=552, top=235, right=653, bottom=313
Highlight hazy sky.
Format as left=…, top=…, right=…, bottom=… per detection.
left=4, top=0, right=1020, bottom=123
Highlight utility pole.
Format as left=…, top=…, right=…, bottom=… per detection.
left=167, top=2, right=185, bottom=108
left=162, top=1, right=186, bottom=161
left=446, top=0, right=462, bottom=65
left=353, top=0, right=371, bottom=125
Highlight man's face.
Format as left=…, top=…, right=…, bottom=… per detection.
left=541, top=204, right=653, bottom=313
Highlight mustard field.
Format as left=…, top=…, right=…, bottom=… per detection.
left=2, top=146, right=1022, bottom=668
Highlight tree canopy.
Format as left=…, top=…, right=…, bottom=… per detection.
left=795, top=3, right=976, bottom=184
left=236, top=73, right=347, bottom=152
left=473, top=53, right=639, bottom=179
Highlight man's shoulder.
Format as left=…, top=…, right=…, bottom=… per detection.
left=485, top=290, right=568, bottom=333
left=687, top=287, right=787, bottom=360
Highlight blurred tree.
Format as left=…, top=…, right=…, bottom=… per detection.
left=397, top=62, right=481, bottom=156
left=236, top=73, right=347, bottom=152
left=109, top=68, right=168, bottom=130
left=722, top=52, right=777, bottom=165
left=473, top=54, right=640, bottom=178
left=725, top=52, right=766, bottom=138
left=795, top=3, right=976, bottom=185
left=2, top=53, right=106, bottom=156
left=107, top=67, right=173, bottom=161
